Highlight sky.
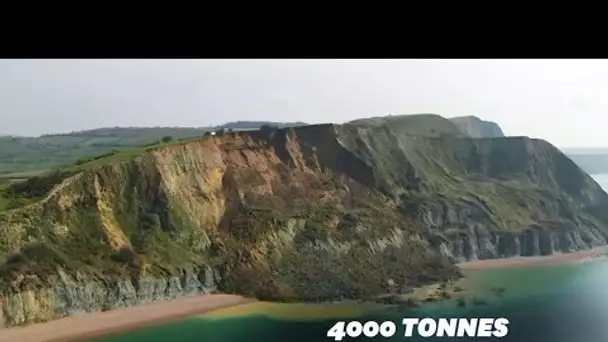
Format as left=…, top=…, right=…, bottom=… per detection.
left=0, top=59, right=606, bottom=147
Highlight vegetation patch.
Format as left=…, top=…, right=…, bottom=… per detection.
left=0, top=122, right=306, bottom=175
left=0, top=242, right=76, bottom=292
left=0, top=115, right=604, bottom=312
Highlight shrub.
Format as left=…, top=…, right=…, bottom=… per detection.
left=6, top=252, right=27, bottom=266
left=73, top=149, right=120, bottom=165
left=0, top=242, right=74, bottom=285
left=260, top=124, right=278, bottom=137
left=140, top=212, right=161, bottom=231
left=132, top=232, right=151, bottom=254
left=161, top=136, right=173, bottom=143
left=110, top=246, right=137, bottom=264
left=4, top=170, right=68, bottom=199
left=5, top=198, right=31, bottom=210
left=21, top=242, right=72, bottom=268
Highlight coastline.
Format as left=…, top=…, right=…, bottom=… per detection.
left=457, top=246, right=608, bottom=270
left=2, top=247, right=608, bottom=342
left=380, top=246, right=608, bottom=306
left=202, top=301, right=373, bottom=320
left=0, top=294, right=254, bottom=342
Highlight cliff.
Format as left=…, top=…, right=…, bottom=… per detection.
left=0, top=116, right=607, bottom=326
left=563, top=151, right=608, bottom=175
left=349, top=114, right=467, bottom=137
left=449, top=116, right=505, bottom=138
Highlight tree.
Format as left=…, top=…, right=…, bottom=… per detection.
left=161, top=136, right=173, bottom=143
left=110, top=246, right=137, bottom=263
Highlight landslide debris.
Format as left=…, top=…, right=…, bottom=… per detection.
left=0, top=114, right=606, bottom=326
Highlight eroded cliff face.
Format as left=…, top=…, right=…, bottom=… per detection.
left=417, top=201, right=608, bottom=261
left=0, top=121, right=606, bottom=326
left=1, top=266, right=217, bottom=326
left=334, top=125, right=608, bottom=261
left=449, top=116, right=505, bottom=138
left=0, top=125, right=459, bottom=326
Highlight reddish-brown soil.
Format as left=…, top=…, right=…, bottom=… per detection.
left=0, top=294, right=253, bottom=342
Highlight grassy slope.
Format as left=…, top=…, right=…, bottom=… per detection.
left=2, top=115, right=604, bottom=221
left=0, top=122, right=306, bottom=176
left=0, top=127, right=462, bottom=301
left=349, top=114, right=467, bottom=137
left=336, top=124, right=608, bottom=233
left=0, top=135, right=215, bottom=211
left=0, top=115, right=606, bottom=302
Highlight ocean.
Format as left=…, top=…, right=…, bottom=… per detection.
left=83, top=174, right=608, bottom=342
left=592, top=173, right=608, bottom=191
left=85, top=261, right=608, bottom=342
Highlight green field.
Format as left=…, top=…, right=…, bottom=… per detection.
left=0, top=122, right=306, bottom=176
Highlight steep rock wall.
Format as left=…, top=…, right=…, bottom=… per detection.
left=334, top=125, right=608, bottom=262
left=0, top=122, right=607, bottom=326
left=1, top=266, right=217, bottom=326
left=0, top=126, right=460, bottom=326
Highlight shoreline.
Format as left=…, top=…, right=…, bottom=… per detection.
left=457, top=246, right=608, bottom=270
left=386, top=246, right=608, bottom=306
left=0, top=294, right=254, bottom=342
left=202, top=301, right=375, bottom=320
left=2, top=247, right=607, bottom=342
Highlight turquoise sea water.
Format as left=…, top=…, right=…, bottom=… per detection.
left=85, top=174, right=608, bottom=342
left=86, top=260, right=608, bottom=342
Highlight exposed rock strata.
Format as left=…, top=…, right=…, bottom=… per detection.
left=1, top=267, right=217, bottom=326
left=0, top=118, right=606, bottom=326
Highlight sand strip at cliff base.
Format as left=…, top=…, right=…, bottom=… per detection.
left=458, top=246, right=608, bottom=270
left=0, top=294, right=254, bottom=342
left=3, top=248, right=608, bottom=342
left=201, top=301, right=385, bottom=321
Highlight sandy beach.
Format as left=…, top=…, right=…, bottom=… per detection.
left=458, top=246, right=608, bottom=270
left=203, top=301, right=372, bottom=320
left=1, top=247, right=607, bottom=342
left=0, top=294, right=253, bottom=342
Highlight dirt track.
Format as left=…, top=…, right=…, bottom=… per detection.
left=0, top=294, right=253, bottom=342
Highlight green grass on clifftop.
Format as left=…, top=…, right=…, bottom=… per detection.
left=349, top=114, right=467, bottom=138
left=0, top=136, right=209, bottom=212
left=0, top=122, right=307, bottom=176
left=0, top=115, right=606, bottom=305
